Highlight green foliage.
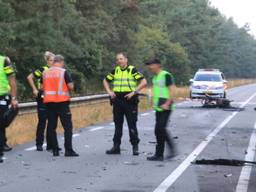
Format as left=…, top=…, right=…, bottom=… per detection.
left=0, top=0, right=255, bottom=100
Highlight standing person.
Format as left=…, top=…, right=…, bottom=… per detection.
left=103, top=53, right=147, bottom=156
left=27, top=51, right=58, bottom=151
left=0, top=55, right=18, bottom=163
left=145, top=58, right=177, bottom=161
left=43, top=55, right=78, bottom=157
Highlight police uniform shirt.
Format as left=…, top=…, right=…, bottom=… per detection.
left=165, top=73, right=174, bottom=87
left=105, top=66, right=144, bottom=96
left=4, top=58, right=14, bottom=77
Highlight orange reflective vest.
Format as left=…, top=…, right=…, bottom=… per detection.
left=43, top=67, right=70, bottom=103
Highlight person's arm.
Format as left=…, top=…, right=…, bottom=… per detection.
left=27, top=73, right=39, bottom=97
left=64, top=71, right=74, bottom=91
left=160, top=73, right=175, bottom=110
left=4, top=57, right=18, bottom=108
left=103, top=79, right=116, bottom=99
left=125, top=68, right=147, bottom=99
left=103, top=69, right=116, bottom=99
left=8, top=74, right=18, bottom=108
left=67, top=82, right=74, bottom=91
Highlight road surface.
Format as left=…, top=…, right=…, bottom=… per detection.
left=1, top=84, right=256, bottom=192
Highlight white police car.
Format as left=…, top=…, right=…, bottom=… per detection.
left=189, top=69, right=227, bottom=99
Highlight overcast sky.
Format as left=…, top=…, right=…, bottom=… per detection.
left=210, top=0, right=256, bottom=36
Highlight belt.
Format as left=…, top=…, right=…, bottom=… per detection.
left=0, top=94, right=10, bottom=101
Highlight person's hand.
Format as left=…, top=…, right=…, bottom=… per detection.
left=33, top=89, right=39, bottom=97
left=11, top=99, right=18, bottom=109
left=109, top=91, right=116, bottom=99
left=160, top=103, right=170, bottom=110
left=125, top=91, right=135, bottom=100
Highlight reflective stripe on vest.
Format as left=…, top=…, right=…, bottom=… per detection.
left=0, top=56, right=10, bottom=96
left=43, top=67, right=70, bottom=103
left=152, top=70, right=171, bottom=112
left=36, top=65, right=49, bottom=89
left=112, top=65, right=137, bottom=92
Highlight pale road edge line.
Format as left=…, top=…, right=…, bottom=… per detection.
left=25, top=133, right=80, bottom=151
left=153, top=93, right=256, bottom=192
left=235, top=121, right=256, bottom=192
left=25, top=143, right=47, bottom=151
left=89, top=126, right=105, bottom=132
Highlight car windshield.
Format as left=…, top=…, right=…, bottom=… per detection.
left=194, top=73, right=222, bottom=82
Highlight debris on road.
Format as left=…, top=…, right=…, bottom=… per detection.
left=224, top=173, right=232, bottom=178
left=124, top=161, right=139, bottom=166
left=193, top=159, right=256, bottom=166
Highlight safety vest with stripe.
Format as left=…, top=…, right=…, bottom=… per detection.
left=152, top=70, right=172, bottom=112
left=112, top=65, right=137, bottom=92
left=43, top=67, right=70, bottom=103
left=0, top=56, right=10, bottom=96
left=35, top=65, right=49, bottom=89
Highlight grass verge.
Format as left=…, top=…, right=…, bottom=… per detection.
left=7, top=79, right=256, bottom=146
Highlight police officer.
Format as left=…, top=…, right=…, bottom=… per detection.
left=27, top=51, right=57, bottom=151
left=0, top=55, right=18, bottom=163
left=43, top=55, right=78, bottom=157
left=145, top=58, right=176, bottom=161
left=103, top=53, right=147, bottom=155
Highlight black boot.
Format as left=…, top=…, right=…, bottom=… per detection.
left=3, top=144, right=12, bottom=152
left=106, top=144, right=120, bottom=155
left=47, top=146, right=62, bottom=152
left=36, top=145, right=43, bottom=151
left=132, top=145, right=139, bottom=156
left=147, top=145, right=164, bottom=161
left=0, top=155, right=3, bottom=163
left=147, top=155, right=164, bottom=161
left=53, top=150, right=60, bottom=157
left=65, top=150, right=79, bottom=157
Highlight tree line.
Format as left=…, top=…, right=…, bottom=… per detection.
left=1, top=0, right=256, bottom=100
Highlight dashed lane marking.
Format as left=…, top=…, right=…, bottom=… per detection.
left=235, top=121, right=256, bottom=192
left=25, top=134, right=80, bottom=151
left=141, top=113, right=150, bottom=116
left=89, top=126, right=105, bottom=132
left=25, top=143, right=46, bottom=151
left=153, top=93, right=256, bottom=192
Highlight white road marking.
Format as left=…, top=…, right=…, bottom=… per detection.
left=235, top=121, right=256, bottom=192
left=141, top=113, right=150, bottom=116
left=153, top=93, right=256, bottom=192
left=25, top=143, right=46, bottom=151
left=62, top=133, right=80, bottom=140
left=26, top=133, right=81, bottom=150
left=89, top=126, right=105, bottom=132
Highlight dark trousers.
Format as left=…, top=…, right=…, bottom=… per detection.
left=112, top=97, right=140, bottom=146
left=36, top=96, right=51, bottom=147
left=46, top=102, right=73, bottom=151
left=0, top=97, right=9, bottom=156
left=155, top=110, right=175, bottom=156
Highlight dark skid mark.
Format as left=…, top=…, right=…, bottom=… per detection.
left=193, top=159, right=256, bottom=166
left=177, top=105, right=245, bottom=112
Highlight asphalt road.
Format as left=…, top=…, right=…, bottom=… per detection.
left=1, top=84, right=256, bottom=192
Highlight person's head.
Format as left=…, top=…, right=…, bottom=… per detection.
left=44, top=51, right=55, bottom=66
left=53, top=55, right=65, bottom=68
left=145, top=58, right=162, bottom=74
left=116, top=52, right=128, bottom=68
